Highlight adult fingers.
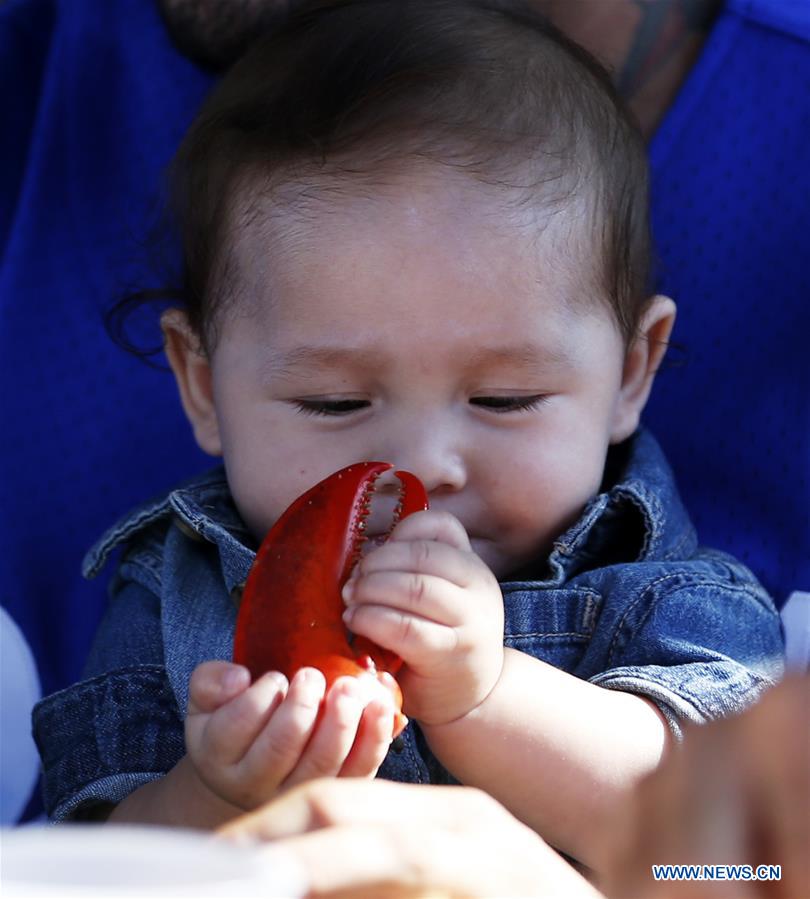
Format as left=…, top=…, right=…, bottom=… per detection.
left=292, top=822, right=599, bottom=899
left=220, top=784, right=600, bottom=898
left=221, top=781, right=513, bottom=841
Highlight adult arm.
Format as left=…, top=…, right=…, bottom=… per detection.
left=154, top=0, right=723, bottom=136
left=539, top=0, right=723, bottom=135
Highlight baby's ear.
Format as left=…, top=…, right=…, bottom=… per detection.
left=161, top=309, right=223, bottom=456
left=610, top=295, right=677, bottom=444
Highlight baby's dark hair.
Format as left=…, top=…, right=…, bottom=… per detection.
left=113, top=0, right=653, bottom=355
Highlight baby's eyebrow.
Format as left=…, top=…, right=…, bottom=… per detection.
left=262, top=346, right=389, bottom=379
left=263, top=342, right=573, bottom=378
left=464, top=343, right=575, bottom=371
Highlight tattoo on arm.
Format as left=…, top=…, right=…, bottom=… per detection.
left=617, top=0, right=723, bottom=97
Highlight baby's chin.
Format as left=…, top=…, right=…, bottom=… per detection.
left=238, top=504, right=276, bottom=547
left=470, top=538, right=508, bottom=576
left=478, top=539, right=550, bottom=582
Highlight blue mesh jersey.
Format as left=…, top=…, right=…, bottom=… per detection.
left=1, top=0, right=808, bottom=709
left=1, top=0, right=215, bottom=703
left=644, top=0, right=810, bottom=608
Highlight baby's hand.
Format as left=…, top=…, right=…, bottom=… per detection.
left=342, top=510, right=504, bottom=726
left=185, top=661, right=395, bottom=811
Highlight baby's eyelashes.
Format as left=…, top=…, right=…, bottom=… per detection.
left=290, top=395, right=551, bottom=418
left=469, top=394, right=549, bottom=414
left=292, top=399, right=370, bottom=417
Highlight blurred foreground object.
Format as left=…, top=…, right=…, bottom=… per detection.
left=220, top=779, right=603, bottom=898
left=0, top=607, right=41, bottom=824
left=1, top=824, right=305, bottom=898
left=600, top=674, right=810, bottom=899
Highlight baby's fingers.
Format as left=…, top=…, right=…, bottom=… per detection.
left=344, top=601, right=457, bottom=665
left=345, top=570, right=466, bottom=626
left=388, top=509, right=472, bottom=551
left=349, top=538, right=481, bottom=593
left=280, top=677, right=378, bottom=788
left=187, top=661, right=251, bottom=715
left=189, top=669, right=289, bottom=768
left=339, top=699, right=397, bottom=777
left=238, top=668, right=327, bottom=789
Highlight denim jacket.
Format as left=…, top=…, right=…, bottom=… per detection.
left=32, top=429, right=784, bottom=821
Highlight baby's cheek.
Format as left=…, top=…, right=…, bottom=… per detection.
left=484, top=506, right=561, bottom=577
left=232, top=491, right=275, bottom=542
left=226, top=465, right=297, bottom=542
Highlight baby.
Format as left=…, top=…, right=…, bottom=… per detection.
left=33, top=0, right=782, bottom=865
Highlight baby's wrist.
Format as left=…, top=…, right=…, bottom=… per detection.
left=177, top=755, right=248, bottom=824
left=107, top=755, right=245, bottom=828
left=418, top=650, right=505, bottom=732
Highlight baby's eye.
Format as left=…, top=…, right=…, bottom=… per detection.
left=292, top=399, right=370, bottom=417
left=292, top=395, right=549, bottom=417
left=470, top=395, right=549, bottom=413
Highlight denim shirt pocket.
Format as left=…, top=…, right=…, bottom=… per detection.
left=501, top=584, right=602, bottom=674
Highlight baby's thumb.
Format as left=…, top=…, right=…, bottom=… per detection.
left=188, top=661, right=250, bottom=715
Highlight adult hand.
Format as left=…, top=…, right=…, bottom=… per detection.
left=219, top=778, right=602, bottom=898
left=598, top=675, right=810, bottom=899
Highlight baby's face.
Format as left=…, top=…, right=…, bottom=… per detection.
left=205, top=173, right=629, bottom=579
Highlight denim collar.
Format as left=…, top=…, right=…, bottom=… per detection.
left=82, top=467, right=254, bottom=595
left=83, top=427, right=696, bottom=591
left=538, top=427, right=698, bottom=587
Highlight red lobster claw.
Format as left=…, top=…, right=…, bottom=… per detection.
left=233, top=462, right=428, bottom=739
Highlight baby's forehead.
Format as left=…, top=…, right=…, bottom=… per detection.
left=207, top=170, right=620, bottom=374
left=228, top=165, right=602, bottom=304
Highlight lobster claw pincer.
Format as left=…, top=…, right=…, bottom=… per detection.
left=233, top=461, right=429, bottom=739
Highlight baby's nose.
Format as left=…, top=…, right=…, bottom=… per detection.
left=378, top=455, right=466, bottom=499
left=371, top=412, right=468, bottom=498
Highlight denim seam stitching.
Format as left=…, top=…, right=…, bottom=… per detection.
left=506, top=631, right=591, bottom=640
left=52, top=773, right=166, bottom=823
left=674, top=667, right=776, bottom=718
left=663, top=525, right=698, bottom=560
left=606, top=573, right=775, bottom=667
left=83, top=504, right=171, bottom=578
left=118, top=559, right=162, bottom=595
left=589, top=672, right=707, bottom=735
